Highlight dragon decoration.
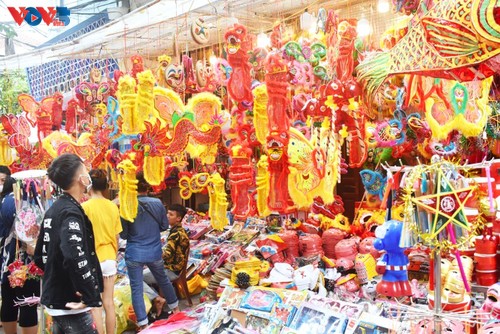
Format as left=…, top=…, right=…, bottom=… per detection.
left=1, top=0, right=498, bottom=232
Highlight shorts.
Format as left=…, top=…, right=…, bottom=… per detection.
left=1, top=279, right=40, bottom=327
left=52, top=311, right=98, bottom=334
left=100, top=260, right=117, bottom=277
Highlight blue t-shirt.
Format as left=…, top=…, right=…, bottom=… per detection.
left=120, top=196, right=168, bottom=263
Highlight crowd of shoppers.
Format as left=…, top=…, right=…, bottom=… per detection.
left=0, top=153, right=188, bottom=334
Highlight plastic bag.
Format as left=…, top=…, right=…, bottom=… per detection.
left=114, top=285, right=152, bottom=333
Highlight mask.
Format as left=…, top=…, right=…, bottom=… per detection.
left=80, top=174, right=92, bottom=194
left=0, top=185, right=4, bottom=193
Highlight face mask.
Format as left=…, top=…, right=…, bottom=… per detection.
left=80, top=174, right=92, bottom=194
left=0, top=185, right=4, bottom=193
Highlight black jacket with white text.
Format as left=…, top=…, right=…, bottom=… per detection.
left=34, top=194, right=103, bottom=309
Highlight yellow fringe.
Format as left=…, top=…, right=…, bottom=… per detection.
left=143, top=155, right=165, bottom=186
left=256, top=155, right=271, bottom=217
left=252, top=85, right=269, bottom=145
left=0, top=136, right=13, bottom=166
left=117, top=159, right=138, bottom=221
left=207, top=172, right=229, bottom=230
left=135, top=70, right=156, bottom=132
left=118, top=75, right=139, bottom=135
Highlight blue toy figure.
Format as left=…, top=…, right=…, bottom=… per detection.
left=373, top=220, right=412, bottom=297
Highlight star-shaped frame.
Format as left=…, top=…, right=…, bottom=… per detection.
left=411, top=169, right=474, bottom=239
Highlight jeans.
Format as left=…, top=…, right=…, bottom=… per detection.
left=52, top=312, right=98, bottom=334
left=126, top=259, right=179, bottom=326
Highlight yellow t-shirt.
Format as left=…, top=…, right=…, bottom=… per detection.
left=82, top=198, right=122, bottom=262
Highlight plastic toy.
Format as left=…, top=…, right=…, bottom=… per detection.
left=358, top=237, right=382, bottom=259
left=479, top=282, right=500, bottom=323
left=480, top=320, right=500, bottom=334
left=373, top=220, right=412, bottom=297
left=414, top=318, right=466, bottom=334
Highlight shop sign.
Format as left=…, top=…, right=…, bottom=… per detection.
left=7, top=7, right=70, bottom=26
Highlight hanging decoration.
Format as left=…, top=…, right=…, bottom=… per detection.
left=424, top=77, right=493, bottom=140
left=229, top=144, right=255, bottom=220
left=357, top=0, right=500, bottom=102
left=207, top=172, right=229, bottom=230
left=225, top=23, right=253, bottom=108
left=75, top=81, right=110, bottom=119
left=18, top=92, right=64, bottom=141
left=117, top=159, right=138, bottom=221
left=191, top=17, right=210, bottom=45
left=155, top=54, right=171, bottom=88
left=255, top=155, right=271, bottom=217
left=252, top=84, right=269, bottom=145
left=165, top=63, right=185, bottom=93
left=178, top=172, right=210, bottom=200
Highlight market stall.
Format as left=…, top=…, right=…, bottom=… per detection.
left=1, top=0, right=500, bottom=333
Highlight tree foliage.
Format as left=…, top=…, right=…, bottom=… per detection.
left=0, top=69, right=29, bottom=115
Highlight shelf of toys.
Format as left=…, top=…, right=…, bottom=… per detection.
left=0, top=0, right=498, bottom=333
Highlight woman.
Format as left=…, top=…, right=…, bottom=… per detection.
left=0, top=176, right=39, bottom=334
left=82, top=169, right=122, bottom=334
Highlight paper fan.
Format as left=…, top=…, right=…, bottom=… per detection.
left=15, top=205, right=43, bottom=243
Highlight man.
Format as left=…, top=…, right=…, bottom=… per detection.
left=34, top=154, right=102, bottom=334
left=120, top=172, right=178, bottom=331
left=162, top=204, right=190, bottom=280
left=143, top=204, right=189, bottom=316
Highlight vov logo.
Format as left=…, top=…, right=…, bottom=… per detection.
left=8, top=7, right=70, bottom=26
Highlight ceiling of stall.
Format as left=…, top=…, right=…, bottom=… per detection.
left=0, top=0, right=406, bottom=70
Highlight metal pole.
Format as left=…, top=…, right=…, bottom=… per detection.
left=434, top=248, right=442, bottom=334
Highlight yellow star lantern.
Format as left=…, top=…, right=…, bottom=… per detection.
left=411, top=169, right=474, bottom=239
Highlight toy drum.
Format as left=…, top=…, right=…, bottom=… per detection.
left=474, top=253, right=497, bottom=271
left=475, top=235, right=499, bottom=254
left=476, top=269, right=498, bottom=286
